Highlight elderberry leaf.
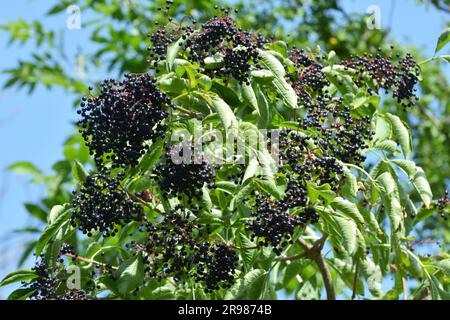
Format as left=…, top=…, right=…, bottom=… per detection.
left=72, top=160, right=89, bottom=184
left=430, top=259, right=450, bottom=277
left=331, top=197, right=365, bottom=226
left=225, top=269, right=267, bottom=300
left=35, top=207, right=72, bottom=256
left=0, top=270, right=38, bottom=287
left=242, top=83, right=259, bottom=115
left=360, top=257, right=383, bottom=299
left=117, top=254, right=144, bottom=296
left=435, top=27, right=450, bottom=54
left=166, top=37, right=184, bottom=72
left=385, top=113, right=412, bottom=159
left=7, top=287, right=36, bottom=300
left=257, top=49, right=298, bottom=109
left=250, top=69, right=275, bottom=81
left=390, top=159, right=432, bottom=208
left=332, top=215, right=357, bottom=256
left=377, top=172, right=403, bottom=232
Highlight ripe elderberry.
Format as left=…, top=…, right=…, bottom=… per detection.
left=77, top=73, right=173, bottom=169
left=71, top=173, right=143, bottom=237
left=139, top=206, right=237, bottom=291
left=437, top=190, right=449, bottom=219
left=184, top=15, right=265, bottom=83
left=153, top=142, right=215, bottom=199
left=246, top=195, right=318, bottom=254
left=342, top=51, right=420, bottom=108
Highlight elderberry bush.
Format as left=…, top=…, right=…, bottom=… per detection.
left=6, top=1, right=447, bottom=301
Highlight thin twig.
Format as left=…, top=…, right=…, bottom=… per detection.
left=402, top=277, right=408, bottom=300
left=124, top=189, right=165, bottom=214
left=64, top=253, right=118, bottom=270
left=175, top=105, right=203, bottom=119
left=351, top=258, right=360, bottom=300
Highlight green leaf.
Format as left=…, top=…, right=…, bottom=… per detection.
left=117, top=254, right=144, bottom=296
left=341, top=166, right=358, bottom=197
left=198, top=74, right=212, bottom=91
left=385, top=113, right=411, bottom=158
left=296, top=281, right=320, bottom=300
left=332, top=215, right=357, bottom=255
left=7, top=161, right=41, bottom=176
left=24, top=203, right=47, bottom=222
left=7, top=287, right=36, bottom=300
left=72, top=160, right=89, bottom=183
left=204, top=53, right=225, bottom=69
left=166, top=37, right=184, bottom=72
left=35, top=208, right=72, bottom=256
left=127, top=176, right=153, bottom=193
left=430, top=259, right=450, bottom=277
left=374, top=140, right=399, bottom=154
left=435, top=27, right=450, bottom=53
left=225, top=269, right=268, bottom=300
left=377, top=172, right=402, bottom=232
left=0, top=270, right=37, bottom=287
left=157, top=72, right=189, bottom=93
left=18, top=241, right=37, bottom=267
left=250, top=69, right=275, bottom=81
left=390, top=160, right=432, bottom=208
left=138, top=138, right=164, bottom=172
left=257, top=49, right=297, bottom=109
left=242, top=83, right=259, bottom=114
left=242, top=157, right=259, bottom=182
left=254, top=84, right=270, bottom=128
left=48, top=204, right=68, bottom=224
left=331, top=197, right=365, bottom=226
left=411, top=171, right=434, bottom=208
left=361, top=257, right=383, bottom=299
left=255, top=178, right=282, bottom=200
left=237, top=232, right=256, bottom=272
left=208, top=94, right=239, bottom=136
left=372, top=114, right=392, bottom=143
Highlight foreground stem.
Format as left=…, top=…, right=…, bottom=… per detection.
left=297, top=235, right=336, bottom=300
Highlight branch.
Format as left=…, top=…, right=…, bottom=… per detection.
left=124, top=189, right=165, bottom=215
left=64, top=253, right=118, bottom=271
left=175, top=105, right=203, bottom=119
left=297, top=235, right=336, bottom=300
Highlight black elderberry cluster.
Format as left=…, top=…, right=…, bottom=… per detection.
left=139, top=206, right=237, bottom=291
left=27, top=256, right=59, bottom=300
left=59, top=289, right=89, bottom=300
left=247, top=195, right=318, bottom=254
left=194, top=243, right=238, bottom=292
left=289, top=47, right=329, bottom=99
left=437, top=190, right=449, bottom=219
left=147, top=5, right=266, bottom=83
left=71, top=173, right=142, bottom=237
left=298, top=97, right=374, bottom=166
left=185, top=13, right=265, bottom=83
left=153, top=142, right=215, bottom=200
left=77, top=73, right=173, bottom=169
left=24, top=254, right=92, bottom=300
left=343, top=50, right=420, bottom=108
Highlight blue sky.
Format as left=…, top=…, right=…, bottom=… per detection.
left=0, top=0, right=448, bottom=299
